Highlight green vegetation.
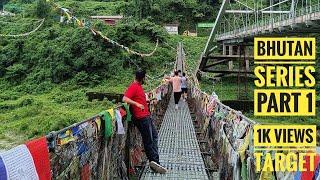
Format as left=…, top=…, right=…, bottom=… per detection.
left=200, top=76, right=255, bottom=100
left=0, top=0, right=217, bottom=148
left=0, top=84, right=113, bottom=149
left=122, top=0, right=218, bottom=32
left=0, top=0, right=173, bottom=148
left=0, top=0, right=319, bottom=149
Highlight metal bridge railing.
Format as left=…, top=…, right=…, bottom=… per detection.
left=0, top=83, right=172, bottom=180
left=189, top=84, right=256, bottom=179
left=187, top=83, right=317, bottom=179
left=51, top=83, right=172, bottom=180
left=216, top=3, right=320, bottom=40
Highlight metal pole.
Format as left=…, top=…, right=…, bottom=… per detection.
left=203, top=0, right=230, bottom=55
left=244, top=46, right=248, bottom=96
left=237, top=45, right=241, bottom=100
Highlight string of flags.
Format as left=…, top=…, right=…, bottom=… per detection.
left=0, top=18, right=45, bottom=37
left=48, top=0, right=159, bottom=57
left=90, top=29, right=159, bottom=57
left=1, top=0, right=159, bottom=57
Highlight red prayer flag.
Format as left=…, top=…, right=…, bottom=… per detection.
left=25, top=137, right=52, bottom=180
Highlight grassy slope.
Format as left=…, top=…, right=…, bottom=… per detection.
left=0, top=80, right=123, bottom=149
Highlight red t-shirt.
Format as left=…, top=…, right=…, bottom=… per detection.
left=124, top=81, right=150, bottom=120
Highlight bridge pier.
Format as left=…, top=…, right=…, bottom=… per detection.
left=223, top=44, right=236, bottom=70
left=228, top=61, right=234, bottom=70
left=245, top=59, right=250, bottom=71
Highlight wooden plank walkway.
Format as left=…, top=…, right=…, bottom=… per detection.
left=141, top=95, right=208, bottom=179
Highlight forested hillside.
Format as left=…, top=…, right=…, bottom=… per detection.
left=0, top=0, right=213, bottom=148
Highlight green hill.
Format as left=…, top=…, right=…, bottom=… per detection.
left=0, top=0, right=213, bottom=148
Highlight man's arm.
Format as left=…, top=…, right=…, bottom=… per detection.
left=164, top=76, right=172, bottom=82
left=123, top=96, right=144, bottom=110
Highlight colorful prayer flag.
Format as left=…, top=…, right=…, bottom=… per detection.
left=0, top=137, right=51, bottom=180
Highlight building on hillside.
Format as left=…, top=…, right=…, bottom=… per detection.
left=90, top=16, right=123, bottom=26
left=164, top=24, right=179, bottom=35
left=197, top=23, right=214, bottom=37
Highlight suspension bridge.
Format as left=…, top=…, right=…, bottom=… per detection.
left=0, top=0, right=319, bottom=179
left=141, top=43, right=208, bottom=179
left=0, top=41, right=259, bottom=179
left=198, top=0, right=320, bottom=78
left=3, top=40, right=316, bottom=179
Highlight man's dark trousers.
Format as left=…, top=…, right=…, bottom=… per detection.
left=133, top=116, right=159, bottom=164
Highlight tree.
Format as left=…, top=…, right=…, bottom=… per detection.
left=133, top=0, right=153, bottom=19
left=35, top=0, right=50, bottom=18
left=0, top=0, right=9, bottom=11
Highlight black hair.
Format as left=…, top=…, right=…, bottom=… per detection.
left=174, top=71, right=179, bottom=76
left=135, top=69, right=146, bottom=82
left=178, top=70, right=181, bottom=73
left=183, top=72, right=186, bottom=76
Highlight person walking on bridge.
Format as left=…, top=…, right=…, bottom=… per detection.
left=123, top=70, right=167, bottom=174
left=181, top=72, right=188, bottom=101
left=166, top=71, right=182, bottom=110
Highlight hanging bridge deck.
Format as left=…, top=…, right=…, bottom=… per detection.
left=141, top=95, right=208, bottom=179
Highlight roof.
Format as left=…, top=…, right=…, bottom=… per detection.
left=197, top=23, right=214, bottom=28
left=90, top=15, right=123, bottom=19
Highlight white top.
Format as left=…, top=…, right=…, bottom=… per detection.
left=181, top=77, right=187, bottom=88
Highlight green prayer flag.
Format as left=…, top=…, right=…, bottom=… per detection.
left=241, top=158, right=248, bottom=180
left=122, top=103, right=132, bottom=122
left=99, top=110, right=113, bottom=138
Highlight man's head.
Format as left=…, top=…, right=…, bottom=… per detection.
left=135, top=69, right=146, bottom=84
left=183, top=72, right=186, bottom=76
left=174, top=71, right=179, bottom=76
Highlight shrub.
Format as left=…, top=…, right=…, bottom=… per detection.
left=5, top=63, right=27, bottom=82
left=35, top=0, right=50, bottom=18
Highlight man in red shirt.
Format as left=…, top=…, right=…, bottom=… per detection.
left=123, top=70, right=167, bottom=174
